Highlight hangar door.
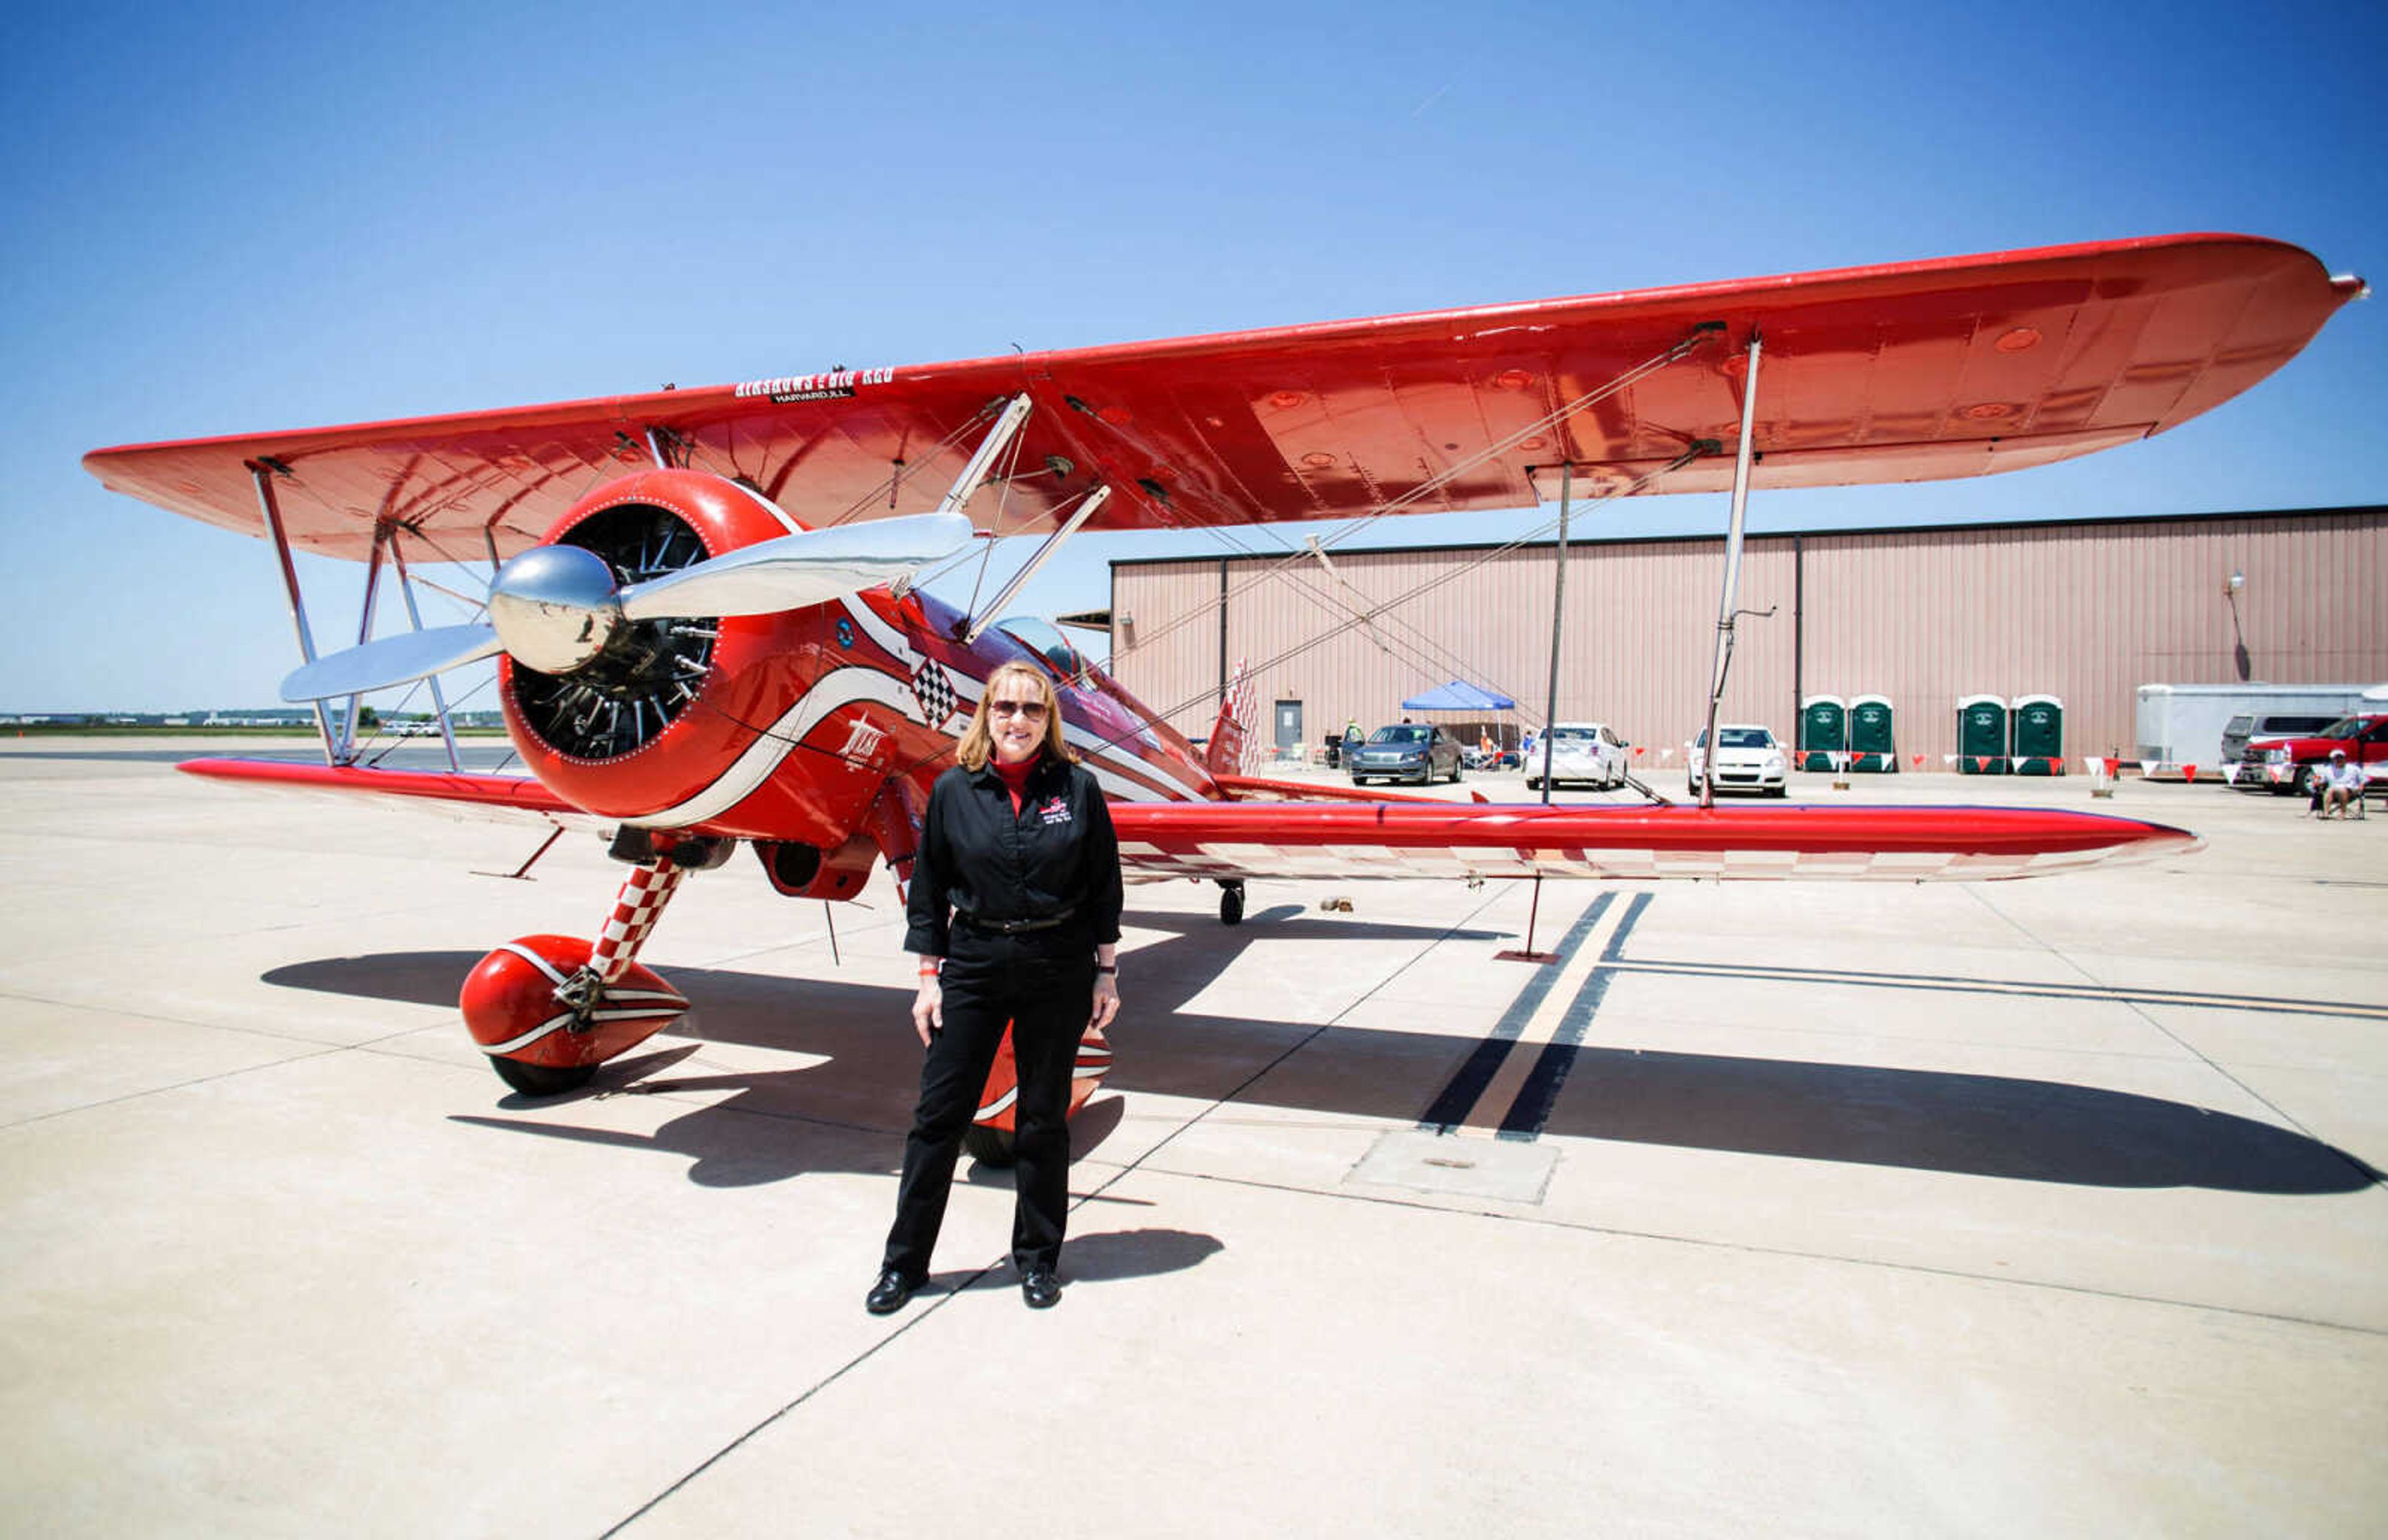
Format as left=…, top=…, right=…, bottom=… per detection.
left=1275, top=700, right=1303, bottom=757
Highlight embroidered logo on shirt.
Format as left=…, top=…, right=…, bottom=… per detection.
left=1038, top=796, right=1071, bottom=826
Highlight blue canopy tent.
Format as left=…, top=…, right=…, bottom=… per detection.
left=1398, top=680, right=1519, bottom=763
left=1400, top=680, right=1516, bottom=712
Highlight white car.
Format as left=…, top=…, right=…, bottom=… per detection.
left=1525, top=721, right=1629, bottom=790
left=1688, top=723, right=1788, bottom=797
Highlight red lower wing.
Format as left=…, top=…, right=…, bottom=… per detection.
left=1108, top=801, right=2198, bottom=882
left=178, top=758, right=2200, bottom=882
left=177, top=758, right=605, bottom=830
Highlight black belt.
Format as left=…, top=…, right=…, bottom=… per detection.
left=958, top=905, right=1079, bottom=935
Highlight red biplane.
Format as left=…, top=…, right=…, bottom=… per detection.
left=83, top=233, right=2361, bottom=1114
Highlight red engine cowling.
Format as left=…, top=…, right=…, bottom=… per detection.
left=496, top=469, right=866, bottom=845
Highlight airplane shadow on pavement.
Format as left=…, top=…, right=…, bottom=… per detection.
left=263, top=905, right=2377, bottom=1198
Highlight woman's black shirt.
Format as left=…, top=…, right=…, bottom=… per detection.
left=903, top=754, right=1124, bottom=959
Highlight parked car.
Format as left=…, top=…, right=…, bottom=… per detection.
left=1347, top=724, right=1463, bottom=785
left=1687, top=723, right=1789, bottom=797
left=2244, top=712, right=2388, bottom=796
left=1524, top=721, right=1629, bottom=790
left=2220, top=712, right=2338, bottom=766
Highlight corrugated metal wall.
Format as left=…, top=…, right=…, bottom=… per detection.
left=1109, top=507, right=2388, bottom=769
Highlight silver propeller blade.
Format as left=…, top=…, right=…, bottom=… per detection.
left=280, top=624, right=504, bottom=702
left=618, top=512, right=974, bottom=621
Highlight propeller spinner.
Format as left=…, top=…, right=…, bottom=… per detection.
left=281, top=509, right=973, bottom=703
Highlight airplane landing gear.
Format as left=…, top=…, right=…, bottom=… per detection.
left=460, top=836, right=703, bottom=1095
left=1219, top=879, right=1246, bottom=926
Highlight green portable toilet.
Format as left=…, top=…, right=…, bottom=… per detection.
left=1798, top=695, right=1846, bottom=772
left=1849, top=694, right=1895, bottom=772
left=1956, top=694, right=2008, bottom=773
left=2012, top=693, right=2064, bottom=775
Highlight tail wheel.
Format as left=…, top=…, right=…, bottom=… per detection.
left=1219, top=881, right=1246, bottom=925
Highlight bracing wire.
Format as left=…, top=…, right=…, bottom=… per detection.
left=1118, top=330, right=1718, bottom=662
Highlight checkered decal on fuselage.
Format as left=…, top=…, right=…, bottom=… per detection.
left=910, top=660, right=960, bottom=730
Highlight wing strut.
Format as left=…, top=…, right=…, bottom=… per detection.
left=1498, top=464, right=1577, bottom=966
left=391, top=533, right=465, bottom=772
left=341, top=523, right=392, bottom=760
left=937, top=394, right=1034, bottom=520
left=251, top=462, right=341, bottom=764
left=963, top=483, right=1111, bottom=643
left=1697, top=332, right=1765, bottom=811
left=895, top=393, right=1031, bottom=604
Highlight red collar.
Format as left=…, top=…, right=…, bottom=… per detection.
left=993, top=752, right=1040, bottom=811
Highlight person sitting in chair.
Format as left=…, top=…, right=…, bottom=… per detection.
left=2318, top=748, right=2366, bottom=819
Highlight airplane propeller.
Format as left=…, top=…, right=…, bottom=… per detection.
left=281, top=510, right=973, bottom=703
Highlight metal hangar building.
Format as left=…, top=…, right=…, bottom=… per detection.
left=1104, top=504, right=2388, bottom=771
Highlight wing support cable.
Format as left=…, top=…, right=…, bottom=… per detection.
left=1696, top=331, right=1764, bottom=811
left=1298, top=537, right=1395, bottom=657
left=869, top=433, right=1696, bottom=801
left=1127, top=441, right=1716, bottom=752
left=892, top=394, right=1032, bottom=604
left=1201, top=517, right=1511, bottom=720
left=1121, top=325, right=1724, bottom=663
left=250, top=463, right=342, bottom=764
left=963, top=484, right=1112, bottom=643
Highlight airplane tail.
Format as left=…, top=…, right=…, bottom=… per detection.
left=1203, top=660, right=1259, bottom=780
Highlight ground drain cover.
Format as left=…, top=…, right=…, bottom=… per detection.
left=1346, top=1129, right=1559, bottom=1204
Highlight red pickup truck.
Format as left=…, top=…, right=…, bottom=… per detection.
left=2246, top=712, right=2388, bottom=795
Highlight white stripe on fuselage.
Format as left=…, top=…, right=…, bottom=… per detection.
left=631, top=665, right=920, bottom=827
left=623, top=604, right=1200, bottom=826
left=728, top=480, right=803, bottom=536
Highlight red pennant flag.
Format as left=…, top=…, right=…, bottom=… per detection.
left=1910, top=754, right=1923, bottom=768
left=1976, top=756, right=1993, bottom=772
left=2183, top=764, right=2197, bottom=783
left=1632, top=745, right=1645, bottom=757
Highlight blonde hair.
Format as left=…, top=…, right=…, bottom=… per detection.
left=955, top=660, right=1078, bottom=771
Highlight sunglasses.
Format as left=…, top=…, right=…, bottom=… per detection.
left=988, top=699, right=1048, bottom=719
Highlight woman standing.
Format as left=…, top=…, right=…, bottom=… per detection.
left=868, top=660, right=1124, bottom=1313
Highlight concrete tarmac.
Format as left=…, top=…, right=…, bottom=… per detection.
left=2, top=739, right=2382, bottom=1536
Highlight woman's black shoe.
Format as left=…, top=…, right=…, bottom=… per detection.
left=866, top=1269, right=920, bottom=1315
left=1021, top=1268, right=1062, bottom=1309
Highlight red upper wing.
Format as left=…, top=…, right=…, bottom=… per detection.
left=86, top=234, right=2359, bottom=561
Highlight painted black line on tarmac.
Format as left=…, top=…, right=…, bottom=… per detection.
left=1415, top=892, right=1611, bottom=1135
left=1497, top=890, right=1653, bottom=1140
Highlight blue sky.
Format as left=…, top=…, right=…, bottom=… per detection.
left=4, top=1, right=2379, bottom=711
